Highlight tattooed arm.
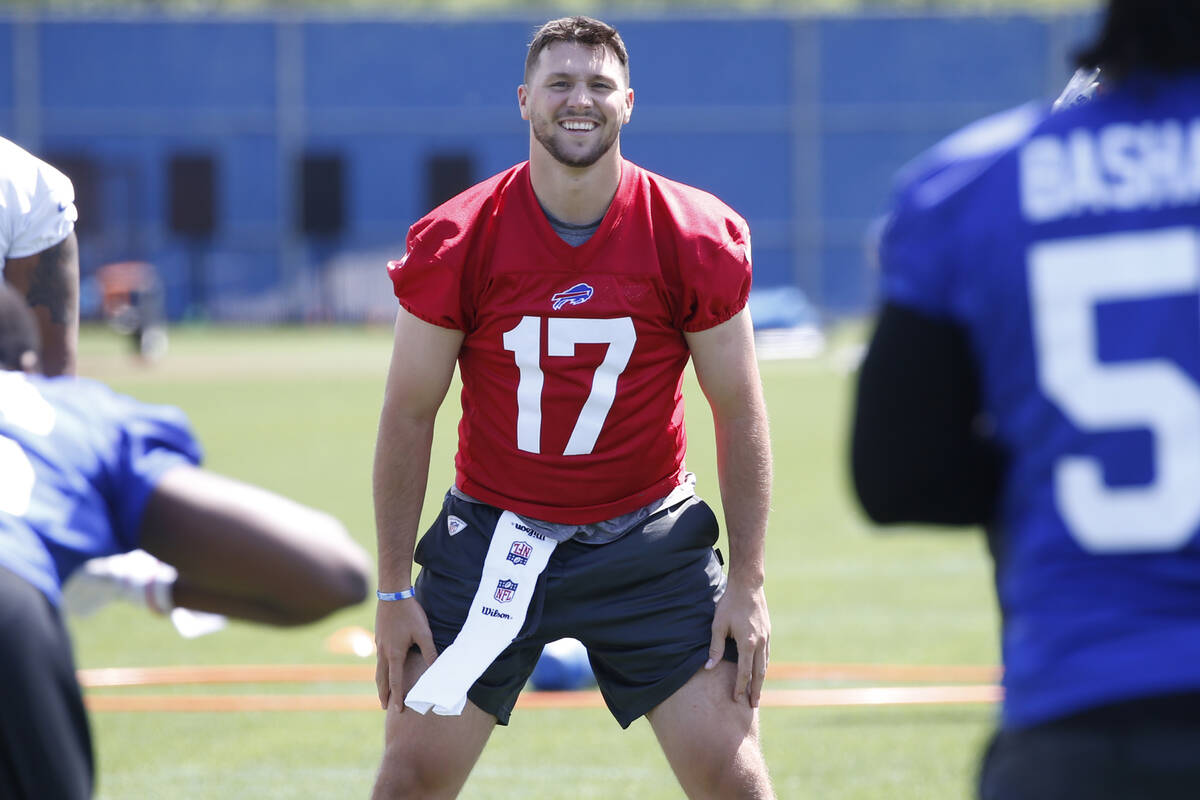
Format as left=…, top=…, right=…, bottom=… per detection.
left=4, top=231, right=80, bottom=376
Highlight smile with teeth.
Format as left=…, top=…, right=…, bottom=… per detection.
left=560, top=119, right=598, bottom=132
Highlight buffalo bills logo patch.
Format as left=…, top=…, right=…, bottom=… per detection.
left=551, top=283, right=594, bottom=310
left=494, top=579, right=518, bottom=603
left=507, top=541, right=532, bottom=566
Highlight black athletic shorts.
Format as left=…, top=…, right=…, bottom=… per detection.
left=412, top=493, right=738, bottom=728
left=0, top=565, right=93, bottom=799
left=979, top=693, right=1200, bottom=800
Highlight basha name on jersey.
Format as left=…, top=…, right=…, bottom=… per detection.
left=1020, top=118, right=1200, bottom=223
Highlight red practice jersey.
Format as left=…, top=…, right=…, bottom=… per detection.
left=388, top=160, right=751, bottom=524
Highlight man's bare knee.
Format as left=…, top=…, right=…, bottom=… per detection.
left=648, top=662, right=775, bottom=800
left=371, top=687, right=496, bottom=800
left=700, top=736, right=774, bottom=800
left=664, top=722, right=772, bottom=799
left=373, top=740, right=461, bottom=800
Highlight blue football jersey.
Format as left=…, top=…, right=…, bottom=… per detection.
left=0, top=371, right=201, bottom=605
left=880, top=72, right=1200, bottom=728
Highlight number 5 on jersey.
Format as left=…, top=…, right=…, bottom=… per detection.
left=1030, top=227, right=1200, bottom=553
left=503, top=316, right=636, bottom=456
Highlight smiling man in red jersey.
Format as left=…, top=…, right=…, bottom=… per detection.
left=370, top=15, right=775, bottom=800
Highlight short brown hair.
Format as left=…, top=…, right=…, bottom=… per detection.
left=0, top=284, right=40, bottom=372
left=524, top=16, right=629, bottom=85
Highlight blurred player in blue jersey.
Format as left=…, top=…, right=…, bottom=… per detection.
left=0, top=285, right=370, bottom=799
left=852, top=1, right=1200, bottom=798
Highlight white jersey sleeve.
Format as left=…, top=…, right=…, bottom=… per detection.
left=0, top=137, right=78, bottom=269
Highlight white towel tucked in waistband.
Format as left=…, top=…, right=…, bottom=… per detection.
left=405, top=510, right=557, bottom=716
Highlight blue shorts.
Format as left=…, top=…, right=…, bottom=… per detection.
left=412, top=493, right=736, bottom=727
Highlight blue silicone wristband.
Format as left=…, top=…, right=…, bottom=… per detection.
left=376, top=588, right=415, bottom=601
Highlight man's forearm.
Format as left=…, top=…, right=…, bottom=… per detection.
left=714, top=406, right=772, bottom=585
left=5, top=233, right=80, bottom=376
left=373, top=411, right=437, bottom=591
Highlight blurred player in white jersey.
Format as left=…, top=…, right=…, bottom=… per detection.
left=0, top=136, right=79, bottom=377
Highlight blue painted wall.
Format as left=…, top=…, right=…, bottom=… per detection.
left=0, top=12, right=1099, bottom=320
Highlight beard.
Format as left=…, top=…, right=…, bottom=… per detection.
left=531, top=114, right=620, bottom=169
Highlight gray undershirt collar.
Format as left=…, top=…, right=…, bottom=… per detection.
left=541, top=204, right=602, bottom=247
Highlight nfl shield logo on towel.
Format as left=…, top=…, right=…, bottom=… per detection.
left=494, top=579, right=518, bottom=603
left=507, top=541, right=532, bottom=566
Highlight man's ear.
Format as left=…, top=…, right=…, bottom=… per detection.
left=624, top=87, right=634, bottom=124
left=518, top=84, right=530, bottom=121
left=19, top=349, right=39, bottom=374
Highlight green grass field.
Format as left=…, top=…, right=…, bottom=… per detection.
left=71, top=322, right=1001, bottom=799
